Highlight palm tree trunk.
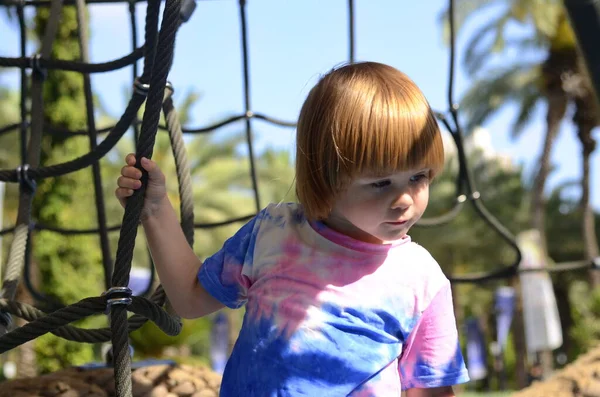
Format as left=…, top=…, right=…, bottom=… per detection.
left=574, top=98, right=600, bottom=287
left=526, top=92, right=567, bottom=380
left=531, top=93, right=567, bottom=252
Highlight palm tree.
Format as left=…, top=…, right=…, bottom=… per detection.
left=453, top=2, right=599, bottom=285
left=450, top=0, right=574, bottom=248
left=443, top=0, right=580, bottom=385
left=563, top=54, right=600, bottom=287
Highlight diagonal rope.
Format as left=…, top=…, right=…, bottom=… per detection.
left=163, top=85, right=195, bottom=247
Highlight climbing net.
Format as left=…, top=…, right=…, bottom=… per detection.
left=0, top=0, right=598, bottom=396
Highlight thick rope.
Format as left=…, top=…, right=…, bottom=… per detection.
left=163, top=85, right=195, bottom=246
left=109, top=0, right=182, bottom=394
left=0, top=0, right=64, bottom=336
left=0, top=111, right=297, bottom=138
left=0, top=47, right=145, bottom=73
left=0, top=295, right=181, bottom=353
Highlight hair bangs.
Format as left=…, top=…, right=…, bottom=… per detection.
left=331, top=79, right=444, bottom=180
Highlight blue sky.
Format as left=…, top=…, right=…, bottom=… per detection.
left=0, top=0, right=598, bottom=210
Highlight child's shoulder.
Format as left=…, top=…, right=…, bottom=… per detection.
left=401, top=239, right=450, bottom=291
left=257, top=202, right=306, bottom=227
left=402, top=240, right=440, bottom=267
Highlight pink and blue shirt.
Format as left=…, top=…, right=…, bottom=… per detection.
left=198, top=202, right=469, bottom=396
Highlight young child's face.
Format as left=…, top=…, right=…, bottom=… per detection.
left=325, top=168, right=430, bottom=244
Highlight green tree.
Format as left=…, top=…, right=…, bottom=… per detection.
left=28, top=5, right=103, bottom=374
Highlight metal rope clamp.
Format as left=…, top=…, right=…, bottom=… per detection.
left=165, top=81, right=174, bottom=95
left=29, top=54, right=47, bottom=80
left=103, top=286, right=133, bottom=313
left=16, top=164, right=37, bottom=194
left=0, top=311, right=12, bottom=330
left=133, top=78, right=150, bottom=96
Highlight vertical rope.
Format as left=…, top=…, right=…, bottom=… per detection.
left=109, top=0, right=182, bottom=394
left=16, top=0, right=59, bottom=311
left=17, top=3, right=27, bottom=164
left=75, top=0, right=114, bottom=291
left=130, top=0, right=156, bottom=298
left=163, top=87, right=194, bottom=246
left=130, top=0, right=141, bottom=148
left=238, top=0, right=261, bottom=213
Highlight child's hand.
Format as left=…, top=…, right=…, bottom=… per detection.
left=115, top=153, right=167, bottom=219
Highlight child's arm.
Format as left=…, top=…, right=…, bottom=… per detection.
left=142, top=195, right=224, bottom=319
left=405, top=386, right=455, bottom=397
left=398, top=279, right=469, bottom=392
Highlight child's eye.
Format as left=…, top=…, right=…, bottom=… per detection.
left=370, top=180, right=391, bottom=189
left=410, top=173, right=428, bottom=183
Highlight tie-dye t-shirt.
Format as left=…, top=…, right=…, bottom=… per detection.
left=198, top=203, right=469, bottom=396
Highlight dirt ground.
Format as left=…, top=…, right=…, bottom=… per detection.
left=511, top=344, right=600, bottom=397
left=0, top=363, right=222, bottom=397
left=2, top=345, right=600, bottom=397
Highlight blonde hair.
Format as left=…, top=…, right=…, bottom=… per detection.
left=295, top=61, right=444, bottom=221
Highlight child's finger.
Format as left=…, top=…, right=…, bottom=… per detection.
left=115, top=187, right=134, bottom=206
left=125, top=153, right=136, bottom=166
left=117, top=176, right=142, bottom=189
left=121, top=165, right=142, bottom=179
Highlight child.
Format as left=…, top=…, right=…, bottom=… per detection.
left=115, top=61, right=470, bottom=396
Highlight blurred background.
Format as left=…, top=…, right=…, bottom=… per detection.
left=1, top=1, right=599, bottom=396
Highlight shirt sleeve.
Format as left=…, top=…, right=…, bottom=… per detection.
left=399, top=280, right=470, bottom=390
left=197, top=210, right=264, bottom=309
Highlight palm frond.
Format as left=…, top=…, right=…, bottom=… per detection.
left=510, top=84, right=540, bottom=139
left=439, top=0, right=503, bottom=44
left=463, top=13, right=512, bottom=76
left=459, top=63, right=540, bottom=133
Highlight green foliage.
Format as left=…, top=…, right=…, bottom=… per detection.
left=568, top=282, right=600, bottom=357
left=29, top=6, right=101, bottom=374
left=35, top=322, right=96, bottom=373
left=129, top=317, right=211, bottom=359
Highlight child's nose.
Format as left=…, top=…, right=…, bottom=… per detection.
left=391, top=191, right=413, bottom=210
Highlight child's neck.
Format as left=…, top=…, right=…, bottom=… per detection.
left=322, top=215, right=386, bottom=245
